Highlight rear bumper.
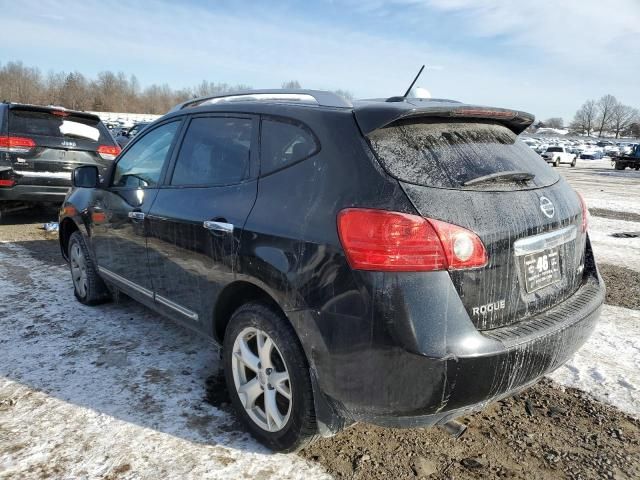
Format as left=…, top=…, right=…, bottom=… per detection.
left=293, top=248, right=604, bottom=428
left=0, top=184, right=69, bottom=204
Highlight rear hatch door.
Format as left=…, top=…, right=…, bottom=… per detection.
left=6, top=106, right=116, bottom=187
left=364, top=116, right=586, bottom=330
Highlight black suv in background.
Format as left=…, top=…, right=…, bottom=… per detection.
left=59, top=90, right=604, bottom=452
left=0, top=103, right=119, bottom=217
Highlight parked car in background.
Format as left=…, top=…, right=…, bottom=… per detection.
left=580, top=148, right=605, bottom=160
left=59, top=90, right=603, bottom=452
left=115, top=121, right=151, bottom=148
left=541, top=146, right=577, bottom=167
left=0, top=102, right=120, bottom=218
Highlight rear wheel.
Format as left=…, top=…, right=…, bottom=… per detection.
left=571, top=158, right=577, bottom=167
left=614, top=163, right=626, bottom=170
left=554, top=157, right=560, bottom=167
left=68, top=231, right=110, bottom=305
left=223, top=303, right=319, bottom=452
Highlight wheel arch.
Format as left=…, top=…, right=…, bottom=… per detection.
left=213, top=280, right=288, bottom=344
left=59, top=217, right=81, bottom=260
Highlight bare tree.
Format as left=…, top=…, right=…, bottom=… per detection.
left=544, top=117, right=564, bottom=129
left=569, top=100, right=597, bottom=136
left=610, top=103, right=638, bottom=139
left=595, top=94, right=617, bottom=137
left=282, top=80, right=301, bottom=89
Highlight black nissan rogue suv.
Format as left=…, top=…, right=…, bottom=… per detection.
left=58, top=90, right=604, bottom=452
left=0, top=102, right=120, bottom=217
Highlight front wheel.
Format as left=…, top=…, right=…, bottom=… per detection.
left=571, top=158, right=577, bottom=167
left=223, top=303, right=319, bottom=452
left=68, top=231, right=110, bottom=305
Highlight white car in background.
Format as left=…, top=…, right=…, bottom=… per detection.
left=541, top=146, right=577, bottom=167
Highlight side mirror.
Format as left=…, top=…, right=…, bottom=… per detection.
left=73, top=165, right=100, bottom=188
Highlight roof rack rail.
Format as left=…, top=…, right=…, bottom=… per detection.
left=169, top=89, right=352, bottom=112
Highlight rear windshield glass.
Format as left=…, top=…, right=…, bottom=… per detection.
left=368, top=120, right=559, bottom=190
left=546, top=147, right=563, bottom=152
left=9, top=109, right=111, bottom=144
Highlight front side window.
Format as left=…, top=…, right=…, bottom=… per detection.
left=113, top=121, right=180, bottom=188
left=260, top=118, right=318, bottom=175
left=171, top=117, right=252, bottom=186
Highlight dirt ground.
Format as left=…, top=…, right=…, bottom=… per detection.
left=300, top=379, right=640, bottom=480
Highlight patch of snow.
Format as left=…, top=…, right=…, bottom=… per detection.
left=588, top=216, right=640, bottom=271
left=549, top=305, right=640, bottom=418
left=0, top=242, right=329, bottom=479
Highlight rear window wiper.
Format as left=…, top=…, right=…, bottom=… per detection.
left=463, top=171, right=535, bottom=187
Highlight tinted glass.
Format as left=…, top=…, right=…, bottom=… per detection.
left=9, top=109, right=112, bottom=144
left=368, top=120, right=559, bottom=190
left=260, top=118, right=318, bottom=175
left=546, top=147, right=563, bottom=152
left=171, top=117, right=252, bottom=186
left=113, top=121, right=180, bottom=188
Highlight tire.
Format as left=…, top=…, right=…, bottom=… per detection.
left=223, top=303, right=319, bottom=452
left=571, top=158, right=577, bottom=167
left=68, top=231, right=110, bottom=305
left=614, top=163, right=625, bottom=170
left=554, top=157, right=560, bottom=167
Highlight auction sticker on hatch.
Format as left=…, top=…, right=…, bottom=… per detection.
left=522, top=247, right=561, bottom=293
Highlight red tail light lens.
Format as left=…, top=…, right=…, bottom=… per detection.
left=0, top=136, right=36, bottom=153
left=0, top=179, right=16, bottom=187
left=97, top=145, right=121, bottom=160
left=577, top=192, right=588, bottom=232
left=337, top=208, right=487, bottom=271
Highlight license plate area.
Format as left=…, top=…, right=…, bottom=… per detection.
left=521, top=247, right=562, bottom=293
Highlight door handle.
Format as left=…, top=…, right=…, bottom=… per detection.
left=128, top=211, right=145, bottom=221
left=203, top=220, right=234, bottom=233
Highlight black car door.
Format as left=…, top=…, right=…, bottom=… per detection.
left=146, top=114, right=259, bottom=333
left=90, top=119, right=183, bottom=300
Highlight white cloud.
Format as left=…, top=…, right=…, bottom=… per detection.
left=0, top=0, right=638, bottom=120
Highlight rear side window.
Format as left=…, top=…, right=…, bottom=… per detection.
left=368, top=120, right=559, bottom=190
left=260, top=118, right=318, bottom=175
left=171, top=117, right=252, bottom=186
left=8, top=109, right=112, bottom=144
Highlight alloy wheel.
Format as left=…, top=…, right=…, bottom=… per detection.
left=231, top=327, right=292, bottom=432
left=69, top=242, right=88, bottom=298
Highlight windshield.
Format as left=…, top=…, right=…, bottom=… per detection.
left=546, top=147, right=563, bottom=152
left=368, top=119, right=559, bottom=190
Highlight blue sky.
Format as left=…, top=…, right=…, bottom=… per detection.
left=1, top=0, right=639, bottom=121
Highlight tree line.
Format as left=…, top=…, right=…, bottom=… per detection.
left=540, top=95, right=639, bottom=138
left=0, top=61, right=352, bottom=115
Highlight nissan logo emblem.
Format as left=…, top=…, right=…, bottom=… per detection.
left=539, top=196, right=555, bottom=218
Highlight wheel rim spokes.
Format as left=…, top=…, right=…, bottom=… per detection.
left=70, top=244, right=88, bottom=297
left=231, top=327, right=292, bottom=432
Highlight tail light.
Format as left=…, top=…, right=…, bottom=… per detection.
left=577, top=192, right=589, bottom=232
left=0, top=179, right=16, bottom=187
left=337, top=208, right=487, bottom=272
left=97, top=145, right=121, bottom=161
left=0, top=136, right=36, bottom=154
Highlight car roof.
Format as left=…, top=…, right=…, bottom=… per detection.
left=166, top=89, right=535, bottom=135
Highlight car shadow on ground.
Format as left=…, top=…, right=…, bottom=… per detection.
left=0, top=239, right=269, bottom=457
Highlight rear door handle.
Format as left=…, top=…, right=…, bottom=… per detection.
left=128, top=211, right=145, bottom=221
left=203, top=221, right=234, bottom=233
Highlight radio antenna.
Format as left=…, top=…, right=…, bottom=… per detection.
left=403, top=65, right=425, bottom=98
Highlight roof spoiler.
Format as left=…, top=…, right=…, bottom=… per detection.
left=355, top=103, right=535, bottom=135
left=169, top=89, right=352, bottom=113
